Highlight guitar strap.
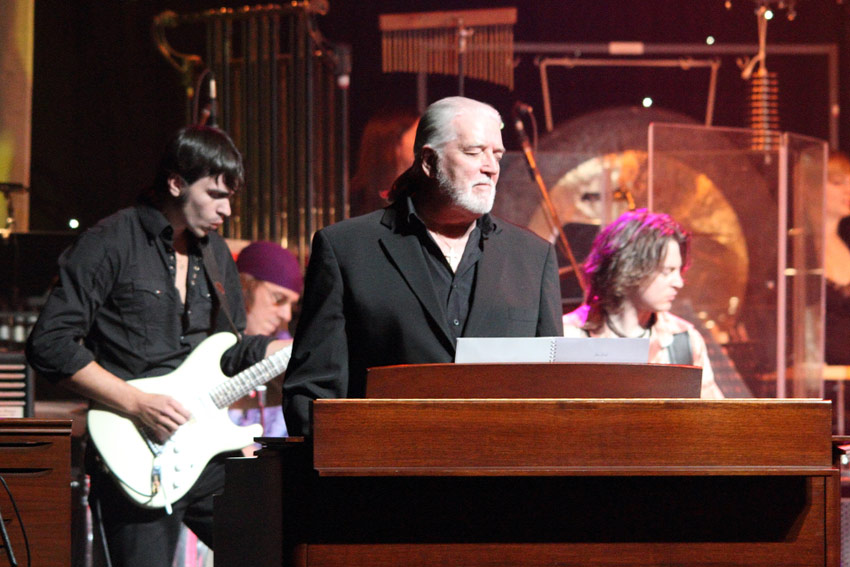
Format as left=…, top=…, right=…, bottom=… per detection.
left=668, top=330, right=692, bottom=365
left=199, top=241, right=242, bottom=341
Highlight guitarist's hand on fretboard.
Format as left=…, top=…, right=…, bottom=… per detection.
left=133, top=391, right=191, bottom=443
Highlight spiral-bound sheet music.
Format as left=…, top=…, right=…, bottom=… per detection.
left=454, top=337, right=650, bottom=364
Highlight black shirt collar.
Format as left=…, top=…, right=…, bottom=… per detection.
left=137, top=203, right=171, bottom=240
left=136, top=203, right=206, bottom=250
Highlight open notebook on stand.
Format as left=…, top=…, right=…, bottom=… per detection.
left=365, top=337, right=702, bottom=399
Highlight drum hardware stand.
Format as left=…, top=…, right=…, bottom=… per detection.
left=512, top=102, right=586, bottom=293
left=456, top=23, right=473, bottom=96
left=611, top=188, right=637, bottom=211
left=536, top=56, right=721, bottom=134
left=736, top=1, right=790, bottom=151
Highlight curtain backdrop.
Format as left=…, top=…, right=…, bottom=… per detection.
left=0, top=0, right=34, bottom=231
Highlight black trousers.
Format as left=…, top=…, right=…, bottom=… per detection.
left=88, top=448, right=236, bottom=567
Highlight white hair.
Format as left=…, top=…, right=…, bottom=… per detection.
left=386, top=97, right=501, bottom=202
left=413, top=97, right=501, bottom=160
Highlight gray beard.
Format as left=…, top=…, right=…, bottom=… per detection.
left=436, top=167, right=495, bottom=216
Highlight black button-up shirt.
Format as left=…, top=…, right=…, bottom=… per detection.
left=26, top=204, right=270, bottom=382
left=405, top=197, right=492, bottom=344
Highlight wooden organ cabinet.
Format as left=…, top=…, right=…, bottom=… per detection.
left=214, top=363, right=840, bottom=567
left=0, top=419, right=71, bottom=566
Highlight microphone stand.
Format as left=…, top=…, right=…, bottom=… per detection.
left=255, top=385, right=267, bottom=432
left=512, top=102, right=586, bottom=295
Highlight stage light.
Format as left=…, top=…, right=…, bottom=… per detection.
left=642, top=97, right=653, bottom=108
left=764, top=9, right=774, bottom=20
left=68, top=218, right=80, bottom=229
left=706, top=36, right=715, bottom=45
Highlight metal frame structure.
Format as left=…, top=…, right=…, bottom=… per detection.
left=537, top=56, right=721, bottom=131
left=514, top=42, right=839, bottom=148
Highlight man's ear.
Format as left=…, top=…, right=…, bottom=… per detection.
left=420, top=147, right=438, bottom=179
left=167, top=174, right=185, bottom=198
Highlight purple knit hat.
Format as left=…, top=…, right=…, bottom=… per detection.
left=236, top=241, right=303, bottom=295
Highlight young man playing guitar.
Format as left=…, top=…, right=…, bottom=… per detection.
left=26, top=126, right=289, bottom=567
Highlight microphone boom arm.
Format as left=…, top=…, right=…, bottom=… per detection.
left=512, top=104, right=586, bottom=295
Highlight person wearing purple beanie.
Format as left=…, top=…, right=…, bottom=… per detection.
left=229, top=241, right=303, bottom=442
left=236, top=241, right=303, bottom=340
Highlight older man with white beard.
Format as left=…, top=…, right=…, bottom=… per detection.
left=282, top=96, right=563, bottom=436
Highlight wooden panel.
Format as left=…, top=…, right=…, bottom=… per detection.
left=366, top=363, right=702, bottom=399
left=379, top=8, right=517, bottom=31
left=302, top=540, right=825, bottom=567
left=217, top=400, right=839, bottom=566
left=214, top=454, right=286, bottom=567
left=0, top=440, right=65, bottom=469
left=216, top=453, right=837, bottom=567
left=826, top=470, right=841, bottom=567
left=301, top=540, right=824, bottom=567
left=290, top=475, right=830, bottom=567
left=0, top=419, right=71, bottom=567
left=312, top=399, right=832, bottom=474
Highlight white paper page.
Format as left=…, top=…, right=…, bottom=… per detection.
left=551, top=337, right=649, bottom=363
left=454, top=337, right=555, bottom=363
left=455, top=337, right=650, bottom=364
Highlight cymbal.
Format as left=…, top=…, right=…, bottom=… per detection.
left=493, top=106, right=757, bottom=340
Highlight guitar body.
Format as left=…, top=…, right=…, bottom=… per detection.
left=87, top=333, right=264, bottom=510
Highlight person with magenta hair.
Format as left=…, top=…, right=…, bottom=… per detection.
left=562, top=208, right=724, bottom=399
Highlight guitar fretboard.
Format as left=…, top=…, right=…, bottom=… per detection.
left=209, top=345, right=292, bottom=408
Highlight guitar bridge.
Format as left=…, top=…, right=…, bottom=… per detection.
left=151, top=465, right=162, bottom=495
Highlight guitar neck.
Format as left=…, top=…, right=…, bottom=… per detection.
left=209, top=345, right=292, bottom=408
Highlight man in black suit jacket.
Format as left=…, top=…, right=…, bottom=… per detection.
left=283, top=96, right=563, bottom=436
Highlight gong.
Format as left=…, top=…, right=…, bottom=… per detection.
left=494, top=106, right=773, bottom=342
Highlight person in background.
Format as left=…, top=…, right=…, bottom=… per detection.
left=283, top=96, right=563, bottom=437
left=25, top=126, right=288, bottom=567
left=348, top=108, right=420, bottom=217
left=229, top=241, right=303, bottom=441
left=562, top=208, right=724, bottom=399
left=825, top=150, right=850, bottom=365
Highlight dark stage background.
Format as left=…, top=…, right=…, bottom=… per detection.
left=28, top=0, right=850, bottom=232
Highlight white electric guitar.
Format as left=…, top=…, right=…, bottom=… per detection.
left=87, top=332, right=292, bottom=512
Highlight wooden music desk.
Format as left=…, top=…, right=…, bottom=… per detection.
left=215, top=364, right=838, bottom=567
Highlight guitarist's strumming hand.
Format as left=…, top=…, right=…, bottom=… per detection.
left=85, top=333, right=294, bottom=509
left=134, top=391, right=192, bottom=443
left=64, top=361, right=193, bottom=444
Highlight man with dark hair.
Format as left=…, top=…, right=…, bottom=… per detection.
left=26, top=125, right=288, bottom=567
left=283, top=96, right=563, bottom=436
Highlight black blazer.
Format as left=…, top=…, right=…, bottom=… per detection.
left=283, top=199, right=564, bottom=435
